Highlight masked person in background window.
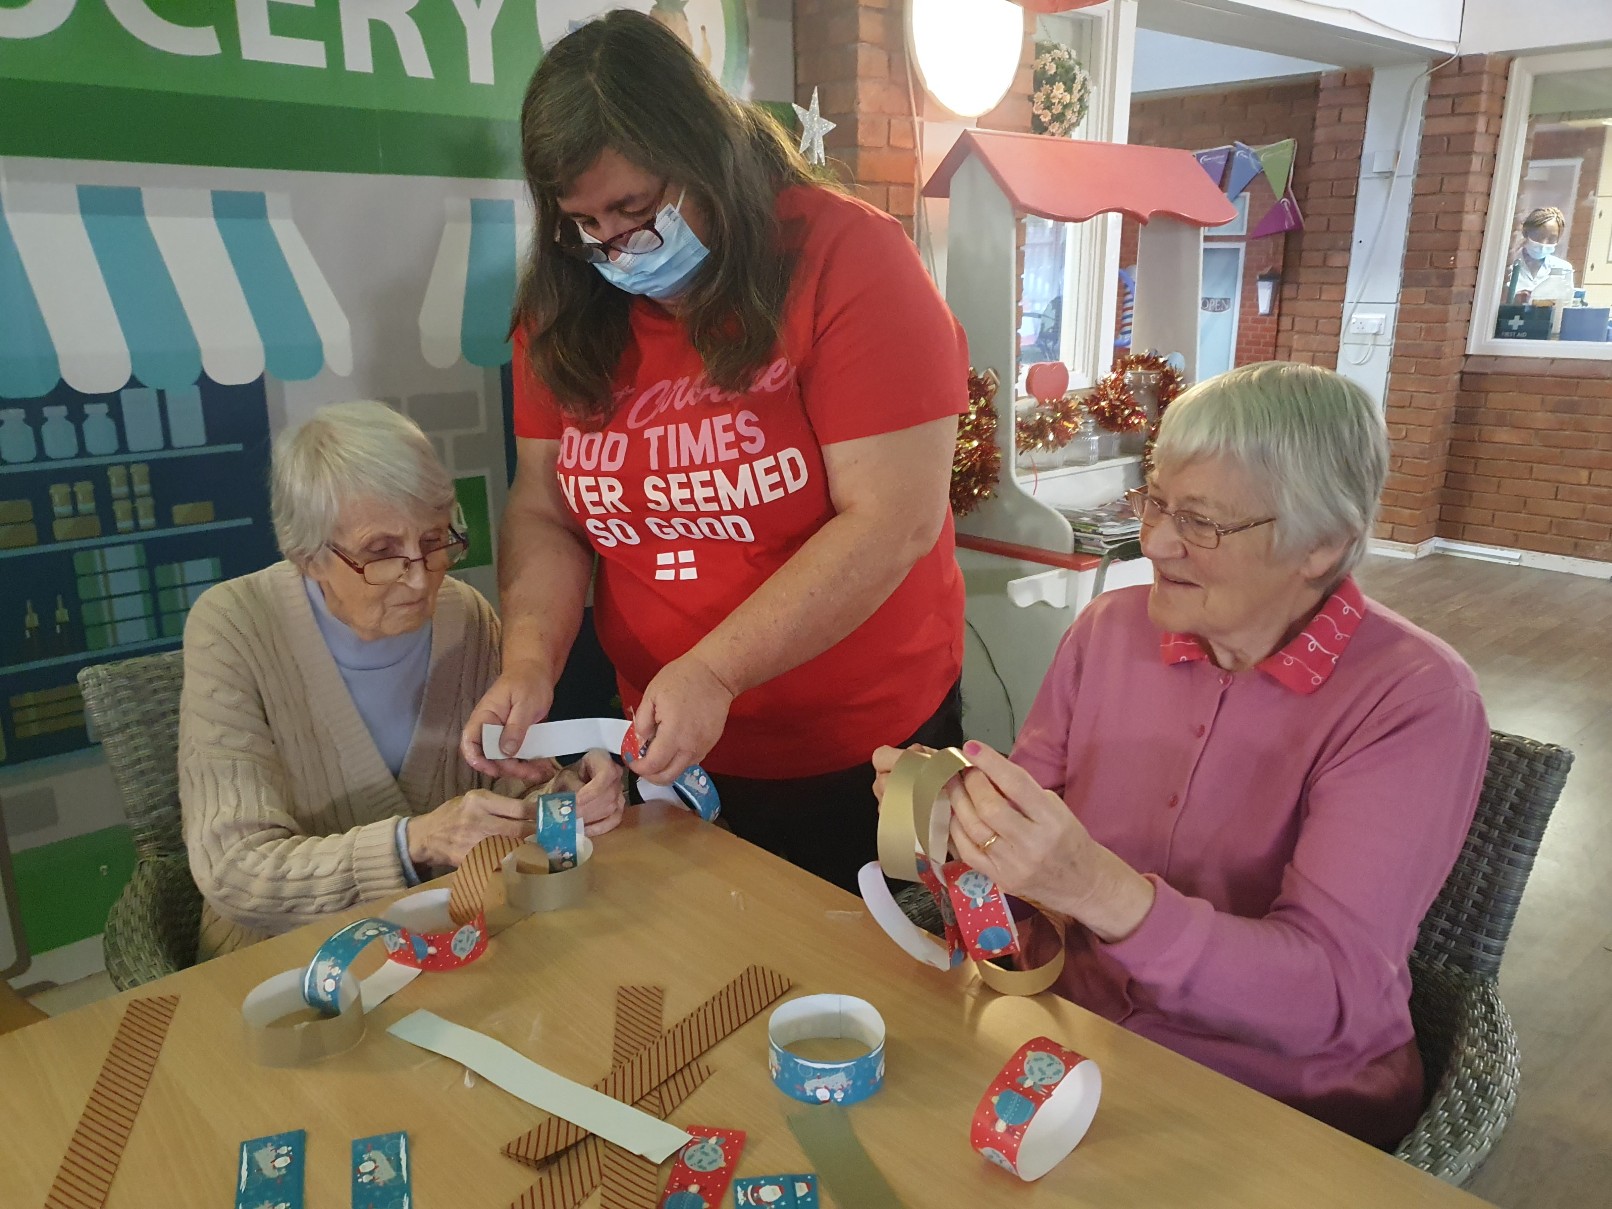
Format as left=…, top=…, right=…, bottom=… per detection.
left=462, top=11, right=968, bottom=893
left=1506, top=206, right=1575, bottom=304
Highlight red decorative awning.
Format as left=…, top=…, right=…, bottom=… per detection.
left=923, top=129, right=1239, bottom=228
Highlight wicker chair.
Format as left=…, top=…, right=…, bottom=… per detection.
left=78, top=651, right=201, bottom=991
left=1394, top=729, right=1572, bottom=1184
left=891, top=728, right=1571, bottom=1185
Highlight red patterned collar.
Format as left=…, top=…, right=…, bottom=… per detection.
left=1158, top=577, right=1368, bottom=695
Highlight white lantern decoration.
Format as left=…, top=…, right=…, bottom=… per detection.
left=906, top=0, right=1024, bottom=120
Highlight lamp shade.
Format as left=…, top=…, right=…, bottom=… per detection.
left=907, top=0, right=1024, bottom=119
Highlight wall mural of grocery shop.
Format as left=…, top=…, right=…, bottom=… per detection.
left=0, top=0, right=789, bottom=979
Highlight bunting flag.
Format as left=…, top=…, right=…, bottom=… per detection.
left=1194, top=145, right=1231, bottom=187
left=1224, top=141, right=1265, bottom=202
left=1255, top=139, right=1297, bottom=200
left=1249, top=189, right=1305, bottom=238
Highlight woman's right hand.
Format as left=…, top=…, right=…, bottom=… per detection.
left=461, top=658, right=558, bottom=780
left=406, top=790, right=536, bottom=868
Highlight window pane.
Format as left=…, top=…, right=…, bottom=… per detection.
left=1491, top=66, right=1612, bottom=345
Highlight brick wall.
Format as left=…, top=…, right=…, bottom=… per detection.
left=1124, top=76, right=1367, bottom=370
left=1445, top=358, right=1612, bottom=559
left=1377, top=56, right=1511, bottom=547
left=794, top=0, right=1033, bottom=234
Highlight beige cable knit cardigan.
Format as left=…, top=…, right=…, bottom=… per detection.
left=180, top=561, right=506, bottom=958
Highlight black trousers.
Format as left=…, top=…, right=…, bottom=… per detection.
left=708, top=681, right=964, bottom=894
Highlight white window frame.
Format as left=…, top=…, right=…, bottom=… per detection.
left=1468, top=48, right=1612, bottom=363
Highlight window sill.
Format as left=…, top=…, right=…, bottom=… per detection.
left=1465, top=337, right=1612, bottom=362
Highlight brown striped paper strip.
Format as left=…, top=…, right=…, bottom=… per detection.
left=510, top=1061, right=712, bottom=1209
left=601, top=987, right=668, bottom=1209
left=448, top=834, right=523, bottom=925
left=44, top=994, right=179, bottom=1209
left=504, top=965, right=791, bottom=1169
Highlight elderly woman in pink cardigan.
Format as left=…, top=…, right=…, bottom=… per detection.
left=879, top=362, right=1487, bottom=1148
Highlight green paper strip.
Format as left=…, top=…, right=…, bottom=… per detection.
left=787, top=1106, right=904, bottom=1209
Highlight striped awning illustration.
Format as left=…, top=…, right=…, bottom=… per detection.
left=0, top=180, right=351, bottom=399
left=420, top=195, right=532, bottom=370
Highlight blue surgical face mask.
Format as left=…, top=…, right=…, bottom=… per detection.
left=584, top=189, right=710, bottom=302
left=1524, top=238, right=1557, bottom=259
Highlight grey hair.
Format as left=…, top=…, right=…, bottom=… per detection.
left=271, top=401, right=456, bottom=567
left=1151, top=361, right=1388, bottom=582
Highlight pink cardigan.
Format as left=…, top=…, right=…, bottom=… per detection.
left=1012, top=579, right=1487, bottom=1147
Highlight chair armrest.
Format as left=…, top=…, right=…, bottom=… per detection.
left=1393, top=961, right=1520, bottom=1186
left=102, top=855, right=203, bottom=992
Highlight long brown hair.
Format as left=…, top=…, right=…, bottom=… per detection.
left=516, top=11, right=816, bottom=423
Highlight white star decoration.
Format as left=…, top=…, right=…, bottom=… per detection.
left=792, top=87, right=836, bottom=166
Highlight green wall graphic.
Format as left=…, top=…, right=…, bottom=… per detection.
left=0, top=0, right=752, bottom=177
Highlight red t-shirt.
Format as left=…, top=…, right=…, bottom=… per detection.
left=513, top=186, right=967, bottom=778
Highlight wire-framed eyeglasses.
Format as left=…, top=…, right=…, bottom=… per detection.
left=327, top=530, right=469, bottom=586
left=1124, top=488, right=1274, bottom=551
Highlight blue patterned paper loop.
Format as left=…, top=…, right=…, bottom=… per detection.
left=767, top=994, right=886, bottom=1107
left=302, top=918, right=408, bottom=1016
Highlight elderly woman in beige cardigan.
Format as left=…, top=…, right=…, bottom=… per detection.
left=180, top=401, right=624, bottom=957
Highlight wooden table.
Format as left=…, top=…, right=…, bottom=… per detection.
left=0, top=805, right=1491, bottom=1207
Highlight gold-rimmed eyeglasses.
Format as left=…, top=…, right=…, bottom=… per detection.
left=1124, top=488, right=1274, bottom=551
left=327, top=530, right=469, bottom=586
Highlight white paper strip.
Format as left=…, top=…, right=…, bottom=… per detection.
left=482, top=719, right=691, bottom=810
left=387, top=1010, right=693, bottom=1161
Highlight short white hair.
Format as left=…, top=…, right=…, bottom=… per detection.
left=271, top=401, right=455, bottom=566
left=1152, top=361, right=1388, bottom=581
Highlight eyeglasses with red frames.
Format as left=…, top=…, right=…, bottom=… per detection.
left=555, top=182, right=670, bottom=264
left=327, top=530, right=469, bottom=586
left=1124, top=488, right=1275, bottom=551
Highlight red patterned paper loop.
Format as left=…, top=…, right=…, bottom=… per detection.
left=940, top=861, right=1020, bottom=961
left=969, top=1037, right=1102, bottom=1182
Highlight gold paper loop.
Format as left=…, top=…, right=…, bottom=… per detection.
left=501, top=838, right=594, bottom=914
left=242, top=968, right=366, bottom=1067
left=974, top=916, right=1067, bottom=996
left=876, top=747, right=971, bottom=883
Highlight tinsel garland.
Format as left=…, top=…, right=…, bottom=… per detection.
left=1087, top=351, right=1185, bottom=434
left=951, top=369, right=1002, bottom=516
left=1015, top=391, right=1086, bottom=455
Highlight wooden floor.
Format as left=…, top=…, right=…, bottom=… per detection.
left=1355, top=554, right=1612, bottom=1208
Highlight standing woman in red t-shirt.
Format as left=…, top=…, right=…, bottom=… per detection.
left=460, top=10, right=968, bottom=891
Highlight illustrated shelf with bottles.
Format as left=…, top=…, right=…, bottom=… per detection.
left=0, top=379, right=278, bottom=765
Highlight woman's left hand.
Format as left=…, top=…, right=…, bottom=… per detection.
left=947, top=741, right=1154, bottom=943
left=628, top=654, right=735, bottom=784
left=549, top=748, right=628, bottom=837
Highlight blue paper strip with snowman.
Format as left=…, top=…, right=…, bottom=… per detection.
left=732, top=1174, right=819, bottom=1207
left=767, top=994, right=886, bottom=1107
left=533, top=791, right=582, bottom=869
left=236, top=1129, right=306, bottom=1209
left=622, top=721, right=723, bottom=822
left=351, top=1130, right=410, bottom=1209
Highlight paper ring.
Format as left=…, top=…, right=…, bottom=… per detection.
left=857, top=861, right=965, bottom=971
left=876, top=747, right=971, bottom=883
left=768, top=994, right=887, bottom=1106
left=243, top=968, right=365, bottom=1068
left=974, top=913, right=1067, bottom=996
left=501, top=835, right=595, bottom=913
left=941, top=861, right=1021, bottom=962
left=621, top=721, right=723, bottom=822
left=970, top=1037, right=1102, bottom=1181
